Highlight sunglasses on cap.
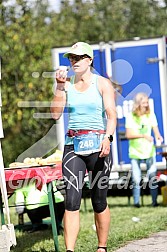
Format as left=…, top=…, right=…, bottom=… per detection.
left=68, top=54, right=90, bottom=62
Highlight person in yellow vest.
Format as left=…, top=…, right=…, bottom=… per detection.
left=15, top=181, right=65, bottom=234
left=125, top=93, right=163, bottom=207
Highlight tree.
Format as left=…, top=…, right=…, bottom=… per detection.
left=0, top=0, right=58, bottom=165
left=126, top=0, right=167, bottom=38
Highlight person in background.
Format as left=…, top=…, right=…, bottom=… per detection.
left=125, top=92, right=163, bottom=207
left=15, top=181, right=65, bottom=234
left=51, top=42, right=117, bottom=252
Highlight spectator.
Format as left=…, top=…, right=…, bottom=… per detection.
left=15, top=181, right=65, bottom=234
left=125, top=92, right=163, bottom=207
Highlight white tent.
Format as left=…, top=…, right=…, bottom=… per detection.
left=0, top=57, right=16, bottom=251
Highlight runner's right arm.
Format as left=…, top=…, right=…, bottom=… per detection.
left=50, top=69, right=67, bottom=120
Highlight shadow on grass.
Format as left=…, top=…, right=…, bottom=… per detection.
left=11, top=220, right=61, bottom=252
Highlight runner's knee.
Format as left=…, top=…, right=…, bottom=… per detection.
left=65, top=202, right=80, bottom=211
left=92, top=201, right=107, bottom=213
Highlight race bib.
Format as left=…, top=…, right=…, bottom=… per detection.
left=73, top=133, right=101, bottom=155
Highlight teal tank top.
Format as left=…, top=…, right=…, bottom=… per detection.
left=67, top=74, right=106, bottom=130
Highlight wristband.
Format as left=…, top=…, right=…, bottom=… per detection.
left=56, top=86, right=66, bottom=91
left=104, top=134, right=113, bottom=142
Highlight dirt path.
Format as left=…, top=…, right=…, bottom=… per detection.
left=114, top=231, right=167, bottom=252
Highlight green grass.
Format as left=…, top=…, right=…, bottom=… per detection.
left=5, top=195, right=167, bottom=251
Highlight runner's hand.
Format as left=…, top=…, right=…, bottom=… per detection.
left=99, top=138, right=110, bottom=157
left=56, top=69, right=67, bottom=84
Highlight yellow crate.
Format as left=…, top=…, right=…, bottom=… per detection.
left=161, top=185, right=167, bottom=206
